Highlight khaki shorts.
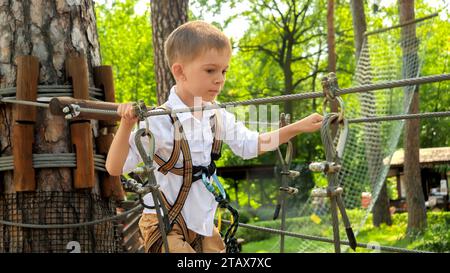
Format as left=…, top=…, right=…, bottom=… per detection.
left=138, top=213, right=225, bottom=253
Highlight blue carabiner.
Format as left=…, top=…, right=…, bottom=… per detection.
left=201, top=171, right=226, bottom=200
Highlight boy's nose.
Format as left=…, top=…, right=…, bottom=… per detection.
left=215, top=75, right=225, bottom=84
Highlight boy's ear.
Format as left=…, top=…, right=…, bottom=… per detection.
left=171, top=63, right=185, bottom=81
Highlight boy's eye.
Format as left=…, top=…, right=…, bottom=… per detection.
left=222, top=70, right=228, bottom=75
left=206, top=69, right=215, bottom=74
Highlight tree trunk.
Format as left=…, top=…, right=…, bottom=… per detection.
left=351, top=0, right=392, bottom=226
left=151, top=0, right=188, bottom=105
left=0, top=0, right=120, bottom=252
left=398, top=0, right=426, bottom=234
left=350, top=0, right=367, bottom=62
left=327, top=0, right=336, bottom=73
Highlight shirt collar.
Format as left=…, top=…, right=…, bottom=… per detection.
left=165, top=86, right=216, bottom=124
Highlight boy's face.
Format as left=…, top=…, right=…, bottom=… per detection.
left=178, top=48, right=231, bottom=103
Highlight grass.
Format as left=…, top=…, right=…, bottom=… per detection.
left=238, top=210, right=450, bottom=253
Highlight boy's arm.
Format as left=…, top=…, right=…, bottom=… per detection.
left=105, top=103, right=138, bottom=176
left=105, top=122, right=134, bottom=176
left=258, top=113, right=323, bottom=155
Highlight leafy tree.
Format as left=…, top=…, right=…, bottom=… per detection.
left=96, top=0, right=156, bottom=105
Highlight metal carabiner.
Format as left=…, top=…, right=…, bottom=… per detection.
left=134, top=126, right=171, bottom=253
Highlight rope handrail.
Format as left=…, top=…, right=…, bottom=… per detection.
left=348, top=111, right=450, bottom=123
left=219, top=219, right=432, bottom=253
left=1, top=74, right=449, bottom=118
left=364, top=13, right=438, bottom=36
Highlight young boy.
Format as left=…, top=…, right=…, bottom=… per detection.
left=105, top=21, right=323, bottom=253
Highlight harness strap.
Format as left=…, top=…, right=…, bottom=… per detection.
left=156, top=113, right=182, bottom=175
left=145, top=103, right=223, bottom=253
left=148, top=192, right=201, bottom=253
left=143, top=104, right=194, bottom=251
left=153, top=105, right=223, bottom=180
left=210, top=107, right=223, bottom=160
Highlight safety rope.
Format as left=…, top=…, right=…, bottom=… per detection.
left=219, top=219, right=432, bottom=253
left=308, top=81, right=357, bottom=253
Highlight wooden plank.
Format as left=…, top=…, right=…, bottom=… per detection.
left=96, top=131, right=124, bottom=200
left=65, top=55, right=89, bottom=100
left=94, top=66, right=118, bottom=127
left=66, top=55, right=95, bottom=189
left=14, top=56, right=39, bottom=122
left=93, top=65, right=125, bottom=200
left=13, top=124, right=36, bottom=191
left=70, top=121, right=95, bottom=189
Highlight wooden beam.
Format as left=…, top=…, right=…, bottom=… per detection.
left=66, top=55, right=95, bottom=189
left=94, top=65, right=124, bottom=201
left=13, top=124, right=35, bottom=191
left=13, top=55, right=39, bottom=192
left=14, top=56, right=39, bottom=122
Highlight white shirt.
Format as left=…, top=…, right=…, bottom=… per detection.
left=122, top=87, right=259, bottom=236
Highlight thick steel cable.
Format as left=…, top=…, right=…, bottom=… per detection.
left=219, top=220, right=431, bottom=253
left=0, top=153, right=107, bottom=172
left=243, top=111, right=450, bottom=127
left=337, top=74, right=450, bottom=96
left=0, top=204, right=143, bottom=229
left=1, top=74, right=449, bottom=117
left=0, top=85, right=103, bottom=98
left=348, top=111, right=450, bottom=123
left=140, top=74, right=450, bottom=117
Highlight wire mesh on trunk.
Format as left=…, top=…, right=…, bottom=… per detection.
left=0, top=191, right=123, bottom=253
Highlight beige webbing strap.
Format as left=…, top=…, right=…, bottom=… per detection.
left=145, top=107, right=195, bottom=252
left=154, top=154, right=184, bottom=175
left=211, top=108, right=223, bottom=160
left=156, top=106, right=182, bottom=174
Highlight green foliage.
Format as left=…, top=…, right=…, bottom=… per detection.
left=95, top=0, right=156, bottom=105
left=413, top=212, right=450, bottom=252
left=386, top=176, right=399, bottom=200
left=95, top=1, right=450, bottom=238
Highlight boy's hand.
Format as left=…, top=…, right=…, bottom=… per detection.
left=117, top=103, right=139, bottom=128
left=297, top=113, right=323, bottom=133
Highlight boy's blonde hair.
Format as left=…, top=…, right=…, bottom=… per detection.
left=164, top=21, right=232, bottom=67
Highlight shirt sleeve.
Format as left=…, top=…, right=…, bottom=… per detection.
left=219, top=108, right=259, bottom=160
left=122, top=115, right=171, bottom=174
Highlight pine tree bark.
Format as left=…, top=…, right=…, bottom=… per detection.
left=0, top=0, right=119, bottom=252
left=151, top=0, right=188, bottom=105
left=327, top=0, right=336, bottom=73
left=350, top=0, right=366, bottom=62
left=398, top=0, right=427, bottom=234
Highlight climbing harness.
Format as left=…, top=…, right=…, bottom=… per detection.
left=124, top=102, right=240, bottom=253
